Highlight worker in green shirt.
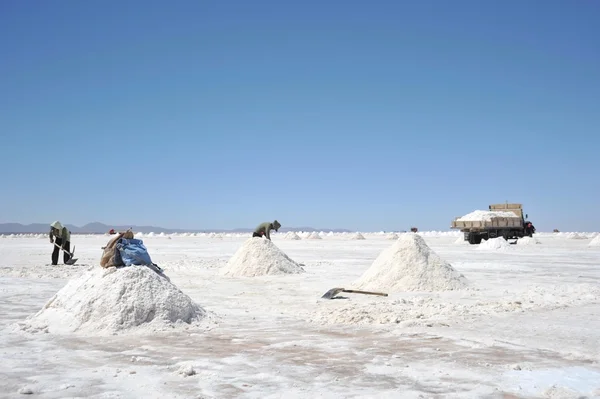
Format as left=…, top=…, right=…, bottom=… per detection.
left=252, top=220, right=281, bottom=240
left=49, top=221, right=72, bottom=265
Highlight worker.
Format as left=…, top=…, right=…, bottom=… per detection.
left=49, top=221, right=72, bottom=265
left=252, top=220, right=281, bottom=240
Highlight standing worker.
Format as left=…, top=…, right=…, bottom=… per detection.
left=253, top=220, right=281, bottom=240
left=49, top=221, right=72, bottom=265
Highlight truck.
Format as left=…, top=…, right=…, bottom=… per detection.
left=450, top=203, right=535, bottom=245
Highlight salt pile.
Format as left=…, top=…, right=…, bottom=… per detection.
left=386, top=233, right=399, bottom=240
left=219, top=238, right=305, bottom=277
left=517, top=236, right=541, bottom=246
left=351, top=233, right=366, bottom=240
left=454, top=236, right=469, bottom=245
left=455, top=210, right=518, bottom=222
left=477, top=237, right=512, bottom=251
left=307, top=232, right=322, bottom=240
left=567, top=232, right=587, bottom=240
left=19, top=266, right=208, bottom=335
left=353, top=233, right=468, bottom=292
left=284, top=231, right=301, bottom=240
left=589, top=235, right=600, bottom=247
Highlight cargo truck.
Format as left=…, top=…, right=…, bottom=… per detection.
left=451, top=203, right=535, bottom=244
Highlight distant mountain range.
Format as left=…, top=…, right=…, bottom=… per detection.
left=0, top=222, right=352, bottom=234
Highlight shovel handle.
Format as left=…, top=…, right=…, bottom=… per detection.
left=343, top=289, right=388, bottom=297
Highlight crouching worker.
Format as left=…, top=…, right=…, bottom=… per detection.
left=49, top=221, right=72, bottom=265
left=252, top=220, right=281, bottom=240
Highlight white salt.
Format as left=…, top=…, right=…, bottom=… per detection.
left=219, top=238, right=305, bottom=277
left=517, top=236, right=541, bottom=246
left=456, top=210, right=519, bottom=222
left=386, top=233, right=399, bottom=240
left=353, top=233, right=468, bottom=292
left=284, top=232, right=301, bottom=240
left=567, top=232, right=587, bottom=240
left=351, top=233, right=366, bottom=240
left=20, top=266, right=208, bottom=335
left=307, top=232, right=322, bottom=240
left=477, top=237, right=512, bottom=251
left=589, top=236, right=600, bottom=247
left=454, top=236, right=469, bottom=245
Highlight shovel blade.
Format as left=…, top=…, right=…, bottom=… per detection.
left=65, top=258, right=78, bottom=265
left=321, top=287, right=345, bottom=299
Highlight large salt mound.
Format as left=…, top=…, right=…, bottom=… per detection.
left=284, top=232, right=301, bottom=240
left=517, top=236, right=541, bottom=246
left=477, top=237, right=512, bottom=251
left=219, top=238, right=305, bottom=277
left=589, top=236, right=600, bottom=247
left=353, top=233, right=468, bottom=293
left=351, top=233, right=366, bottom=240
left=19, top=266, right=208, bottom=335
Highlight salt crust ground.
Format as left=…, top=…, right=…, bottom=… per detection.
left=1, top=232, right=600, bottom=398
left=219, top=237, right=305, bottom=277
left=16, top=266, right=214, bottom=336
left=311, top=283, right=600, bottom=327
left=352, top=233, right=468, bottom=293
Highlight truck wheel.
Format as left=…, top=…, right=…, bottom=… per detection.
left=468, top=234, right=482, bottom=245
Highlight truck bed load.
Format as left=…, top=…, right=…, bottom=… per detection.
left=451, top=204, right=524, bottom=231
left=451, top=211, right=521, bottom=230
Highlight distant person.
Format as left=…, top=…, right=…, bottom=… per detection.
left=524, top=222, right=536, bottom=237
left=253, top=220, right=281, bottom=240
left=49, top=221, right=72, bottom=265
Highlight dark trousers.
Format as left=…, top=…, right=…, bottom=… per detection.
left=52, top=237, right=71, bottom=265
left=252, top=232, right=262, bottom=238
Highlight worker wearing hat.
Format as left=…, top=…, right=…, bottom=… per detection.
left=49, top=221, right=72, bottom=265
left=252, top=220, right=281, bottom=240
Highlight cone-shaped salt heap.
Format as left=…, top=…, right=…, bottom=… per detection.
left=351, top=232, right=366, bottom=240
left=353, top=233, right=468, bottom=292
left=219, top=237, right=305, bottom=277
left=20, top=266, right=208, bottom=335
left=589, top=235, right=600, bottom=247
left=284, top=231, right=302, bottom=240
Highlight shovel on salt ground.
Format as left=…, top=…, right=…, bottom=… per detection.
left=53, top=242, right=78, bottom=265
left=321, top=287, right=388, bottom=300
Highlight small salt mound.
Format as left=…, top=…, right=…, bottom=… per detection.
left=386, top=233, right=399, bottom=240
left=589, top=235, right=600, bottom=247
left=567, top=232, right=587, bottom=240
left=307, top=232, right=322, bottom=240
left=477, top=237, right=512, bottom=251
left=219, top=238, right=305, bottom=277
left=284, top=232, right=301, bottom=240
left=353, top=233, right=468, bottom=293
left=19, top=266, right=208, bottom=335
left=351, top=233, right=366, bottom=240
left=454, top=236, right=469, bottom=245
left=517, top=236, right=541, bottom=246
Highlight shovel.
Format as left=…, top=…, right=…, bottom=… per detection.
left=321, top=287, right=388, bottom=299
left=53, top=242, right=78, bottom=265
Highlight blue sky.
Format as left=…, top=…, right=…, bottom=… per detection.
left=1, top=0, right=598, bottom=231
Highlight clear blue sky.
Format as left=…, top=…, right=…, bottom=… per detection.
left=1, top=0, right=598, bottom=232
